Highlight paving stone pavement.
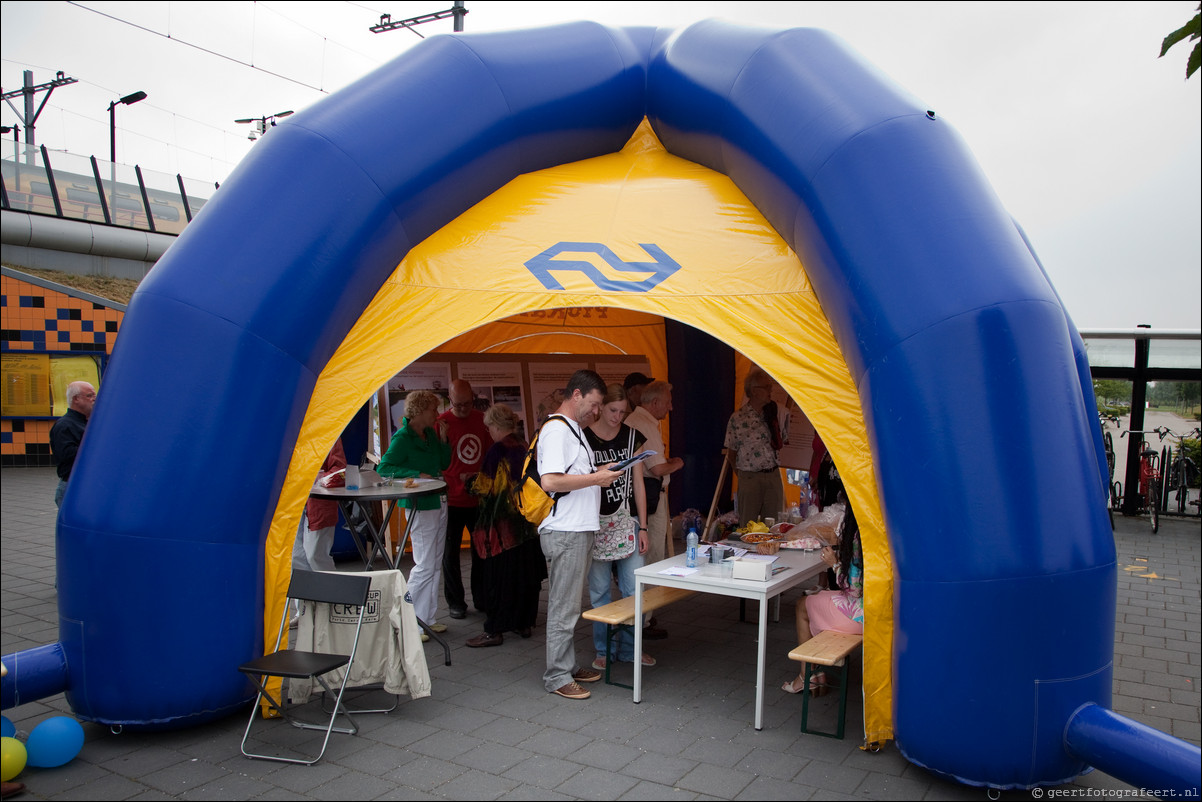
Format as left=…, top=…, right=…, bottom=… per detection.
left=2, top=466, right=1198, bottom=800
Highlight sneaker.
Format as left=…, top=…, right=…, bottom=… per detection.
left=552, top=681, right=590, bottom=700
left=572, top=667, right=602, bottom=683
left=428, top=623, right=448, bottom=633
left=592, top=656, right=607, bottom=671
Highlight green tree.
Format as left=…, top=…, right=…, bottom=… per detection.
left=1160, top=2, right=1201, bottom=79
left=1093, top=379, right=1131, bottom=408
left=1175, top=381, right=1201, bottom=416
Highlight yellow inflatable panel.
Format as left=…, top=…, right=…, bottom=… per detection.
left=264, top=121, right=895, bottom=740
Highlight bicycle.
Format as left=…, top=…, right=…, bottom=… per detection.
left=1099, top=413, right=1122, bottom=528
left=1120, top=430, right=1162, bottom=533
left=1156, top=426, right=1201, bottom=515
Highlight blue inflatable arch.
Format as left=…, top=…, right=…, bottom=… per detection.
left=21, top=20, right=1193, bottom=791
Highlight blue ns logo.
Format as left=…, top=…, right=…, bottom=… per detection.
left=524, top=243, right=680, bottom=293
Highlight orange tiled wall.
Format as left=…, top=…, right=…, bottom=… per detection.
left=1, top=273, right=124, bottom=467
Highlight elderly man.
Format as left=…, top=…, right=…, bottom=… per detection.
left=622, top=371, right=654, bottom=411
left=438, top=379, right=492, bottom=619
left=50, top=380, right=96, bottom=507
left=724, top=368, right=787, bottom=526
left=538, top=369, right=622, bottom=700
left=624, top=380, right=684, bottom=639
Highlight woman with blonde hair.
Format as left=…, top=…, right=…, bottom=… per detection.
left=378, top=390, right=451, bottom=638
left=584, top=384, right=654, bottom=670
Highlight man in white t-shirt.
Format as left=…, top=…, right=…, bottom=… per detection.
left=538, top=369, right=622, bottom=700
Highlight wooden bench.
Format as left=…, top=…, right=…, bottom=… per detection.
left=787, top=630, right=863, bottom=739
left=582, top=586, right=696, bottom=687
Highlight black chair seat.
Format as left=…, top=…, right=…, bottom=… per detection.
left=239, top=649, right=350, bottom=680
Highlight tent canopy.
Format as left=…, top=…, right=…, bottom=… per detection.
left=56, top=21, right=1113, bottom=788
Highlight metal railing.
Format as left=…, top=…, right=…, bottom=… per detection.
left=1, top=143, right=216, bottom=236
left=1081, top=327, right=1201, bottom=518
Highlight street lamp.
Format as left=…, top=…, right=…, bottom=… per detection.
left=108, top=90, right=147, bottom=164
left=235, top=110, right=294, bottom=141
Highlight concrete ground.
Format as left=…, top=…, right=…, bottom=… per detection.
left=2, top=466, right=1198, bottom=800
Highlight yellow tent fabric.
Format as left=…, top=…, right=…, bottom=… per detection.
left=263, top=121, right=896, bottom=741
left=436, top=307, right=669, bottom=389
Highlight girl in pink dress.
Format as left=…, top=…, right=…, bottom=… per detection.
left=782, top=504, right=863, bottom=695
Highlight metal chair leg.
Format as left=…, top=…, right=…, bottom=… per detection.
left=240, top=675, right=360, bottom=765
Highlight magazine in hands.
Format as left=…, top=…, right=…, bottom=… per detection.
left=607, top=450, right=657, bottom=472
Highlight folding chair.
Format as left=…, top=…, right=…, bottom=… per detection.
left=238, top=570, right=373, bottom=764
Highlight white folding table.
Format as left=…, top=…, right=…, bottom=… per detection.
left=633, top=546, right=826, bottom=730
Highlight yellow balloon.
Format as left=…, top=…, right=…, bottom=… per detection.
left=1, top=736, right=27, bottom=782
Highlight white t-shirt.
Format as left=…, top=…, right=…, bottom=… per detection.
left=537, top=414, right=599, bottom=533
left=625, top=405, right=669, bottom=489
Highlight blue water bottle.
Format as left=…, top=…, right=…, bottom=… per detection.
left=686, top=526, right=699, bottom=568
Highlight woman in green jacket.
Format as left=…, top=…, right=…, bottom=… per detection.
left=378, top=390, right=451, bottom=632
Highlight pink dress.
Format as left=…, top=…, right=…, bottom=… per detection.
left=804, top=536, right=864, bottom=637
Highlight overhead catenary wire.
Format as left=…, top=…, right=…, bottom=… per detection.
left=6, top=2, right=411, bottom=182
left=1, top=57, right=247, bottom=178
left=66, top=1, right=339, bottom=94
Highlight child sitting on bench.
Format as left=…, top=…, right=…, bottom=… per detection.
left=782, top=501, right=863, bottom=695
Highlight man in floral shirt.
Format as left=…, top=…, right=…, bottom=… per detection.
left=723, top=368, right=786, bottom=526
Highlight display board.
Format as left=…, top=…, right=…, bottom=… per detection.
left=777, top=392, right=819, bottom=474
left=0, top=353, right=100, bottom=418
left=373, top=353, right=651, bottom=450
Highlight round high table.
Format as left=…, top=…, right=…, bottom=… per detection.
left=308, top=472, right=452, bottom=664
left=308, top=472, right=446, bottom=571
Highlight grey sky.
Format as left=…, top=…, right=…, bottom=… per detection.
left=3, top=1, right=1199, bottom=329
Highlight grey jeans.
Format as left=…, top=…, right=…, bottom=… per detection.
left=540, top=528, right=594, bottom=692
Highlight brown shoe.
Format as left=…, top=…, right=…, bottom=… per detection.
left=572, top=667, right=602, bottom=683
left=465, top=632, right=503, bottom=648
left=552, top=681, right=590, bottom=700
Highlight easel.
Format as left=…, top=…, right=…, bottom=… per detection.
left=702, top=453, right=732, bottom=542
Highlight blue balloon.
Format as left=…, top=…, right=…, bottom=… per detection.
left=24, top=716, right=84, bottom=768
left=0, top=716, right=13, bottom=738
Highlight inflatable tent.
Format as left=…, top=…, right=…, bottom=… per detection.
left=270, top=119, right=889, bottom=739
left=6, top=20, right=1197, bottom=792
